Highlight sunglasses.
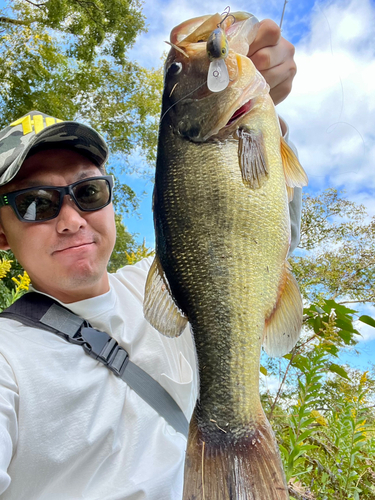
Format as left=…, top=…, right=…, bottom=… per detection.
left=0, top=175, right=114, bottom=222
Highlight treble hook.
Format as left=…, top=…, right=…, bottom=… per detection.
left=219, top=6, right=235, bottom=28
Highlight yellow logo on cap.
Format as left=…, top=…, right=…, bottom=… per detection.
left=10, top=115, right=63, bottom=135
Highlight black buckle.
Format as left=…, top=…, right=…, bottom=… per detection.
left=81, top=326, right=111, bottom=359
left=80, top=326, right=128, bottom=377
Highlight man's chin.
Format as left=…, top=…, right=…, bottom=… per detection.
left=33, top=264, right=109, bottom=302
left=63, top=264, right=105, bottom=289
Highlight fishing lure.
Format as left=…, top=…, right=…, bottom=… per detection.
left=206, top=27, right=229, bottom=92
left=206, top=8, right=233, bottom=92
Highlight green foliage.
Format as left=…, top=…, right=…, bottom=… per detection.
left=259, top=189, right=375, bottom=498
left=6, top=0, right=145, bottom=64
left=123, top=239, right=154, bottom=265
left=107, top=215, right=137, bottom=273
left=291, top=189, right=375, bottom=305
left=279, top=349, right=326, bottom=483
left=263, top=297, right=375, bottom=498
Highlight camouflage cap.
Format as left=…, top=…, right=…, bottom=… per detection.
left=0, top=110, right=109, bottom=187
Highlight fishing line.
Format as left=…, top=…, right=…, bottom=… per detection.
left=306, top=8, right=366, bottom=180
left=160, top=80, right=207, bottom=124
left=279, top=0, right=288, bottom=30
left=300, top=6, right=364, bottom=182
left=326, top=121, right=366, bottom=152
left=317, top=4, right=345, bottom=133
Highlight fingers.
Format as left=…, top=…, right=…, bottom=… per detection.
left=247, top=19, right=297, bottom=105
left=247, top=19, right=281, bottom=58
left=250, top=39, right=295, bottom=73
left=257, top=44, right=297, bottom=105
left=267, top=63, right=297, bottom=105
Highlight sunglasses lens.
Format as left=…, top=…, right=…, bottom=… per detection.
left=73, top=178, right=111, bottom=211
left=15, top=189, right=60, bottom=221
left=9, top=177, right=112, bottom=222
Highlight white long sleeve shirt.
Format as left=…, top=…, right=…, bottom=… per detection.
left=0, top=258, right=198, bottom=499
left=0, top=121, right=302, bottom=499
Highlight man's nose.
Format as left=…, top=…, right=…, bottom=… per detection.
left=55, top=195, right=87, bottom=233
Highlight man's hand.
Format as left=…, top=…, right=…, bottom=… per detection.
left=248, top=19, right=297, bottom=105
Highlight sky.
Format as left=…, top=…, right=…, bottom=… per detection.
left=123, top=0, right=375, bottom=368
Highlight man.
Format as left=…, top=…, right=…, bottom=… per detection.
left=0, top=19, right=299, bottom=499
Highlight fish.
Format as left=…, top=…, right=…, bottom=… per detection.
left=144, top=10, right=308, bottom=500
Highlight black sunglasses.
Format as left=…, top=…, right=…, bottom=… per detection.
left=0, top=175, right=114, bottom=222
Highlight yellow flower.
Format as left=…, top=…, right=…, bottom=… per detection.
left=360, top=371, right=368, bottom=386
left=310, top=410, right=328, bottom=427
left=125, top=240, right=155, bottom=265
left=12, top=272, right=31, bottom=292
left=0, top=258, right=13, bottom=279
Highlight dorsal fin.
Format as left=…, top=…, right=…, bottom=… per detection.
left=280, top=137, right=308, bottom=201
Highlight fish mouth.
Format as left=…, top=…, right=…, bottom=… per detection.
left=212, top=67, right=269, bottom=136
left=226, top=98, right=253, bottom=127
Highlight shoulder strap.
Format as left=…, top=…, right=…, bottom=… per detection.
left=0, top=293, right=189, bottom=438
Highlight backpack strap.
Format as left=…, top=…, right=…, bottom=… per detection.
left=0, top=292, right=189, bottom=438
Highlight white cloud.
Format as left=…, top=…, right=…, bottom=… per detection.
left=133, top=0, right=375, bottom=215
left=130, top=0, right=284, bottom=68
left=353, top=304, right=375, bottom=343
left=260, top=372, right=281, bottom=395
left=356, top=324, right=375, bottom=343
left=278, top=0, right=375, bottom=213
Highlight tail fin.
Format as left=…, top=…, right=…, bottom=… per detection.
left=183, top=410, right=288, bottom=500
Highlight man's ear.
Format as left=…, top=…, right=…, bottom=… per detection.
left=0, top=223, right=11, bottom=250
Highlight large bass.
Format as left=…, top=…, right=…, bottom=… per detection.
left=144, top=11, right=308, bottom=500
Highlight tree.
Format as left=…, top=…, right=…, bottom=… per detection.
left=0, top=0, right=164, bottom=215
left=260, top=189, right=375, bottom=499
left=290, top=189, right=375, bottom=306
left=107, top=215, right=138, bottom=273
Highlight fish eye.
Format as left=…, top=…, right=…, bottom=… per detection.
left=167, top=62, right=182, bottom=76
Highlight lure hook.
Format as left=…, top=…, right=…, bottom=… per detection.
left=219, top=6, right=235, bottom=29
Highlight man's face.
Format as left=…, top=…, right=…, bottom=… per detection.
left=0, top=149, right=117, bottom=303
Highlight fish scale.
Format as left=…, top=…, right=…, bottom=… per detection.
left=144, top=11, right=308, bottom=499
left=157, top=110, right=286, bottom=428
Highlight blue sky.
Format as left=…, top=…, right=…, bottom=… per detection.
left=125, top=0, right=375, bottom=241
left=1, top=0, right=372, bottom=367
left=123, top=0, right=375, bottom=367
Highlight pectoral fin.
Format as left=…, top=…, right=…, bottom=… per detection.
left=144, top=255, right=188, bottom=337
left=238, top=129, right=268, bottom=188
left=263, top=263, right=303, bottom=357
left=281, top=137, right=308, bottom=202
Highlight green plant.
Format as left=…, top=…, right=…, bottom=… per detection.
left=264, top=298, right=375, bottom=499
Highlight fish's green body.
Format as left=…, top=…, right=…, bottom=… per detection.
left=144, top=11, right=307, bottom=500
left=155, top=96, right=288, bottom=435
